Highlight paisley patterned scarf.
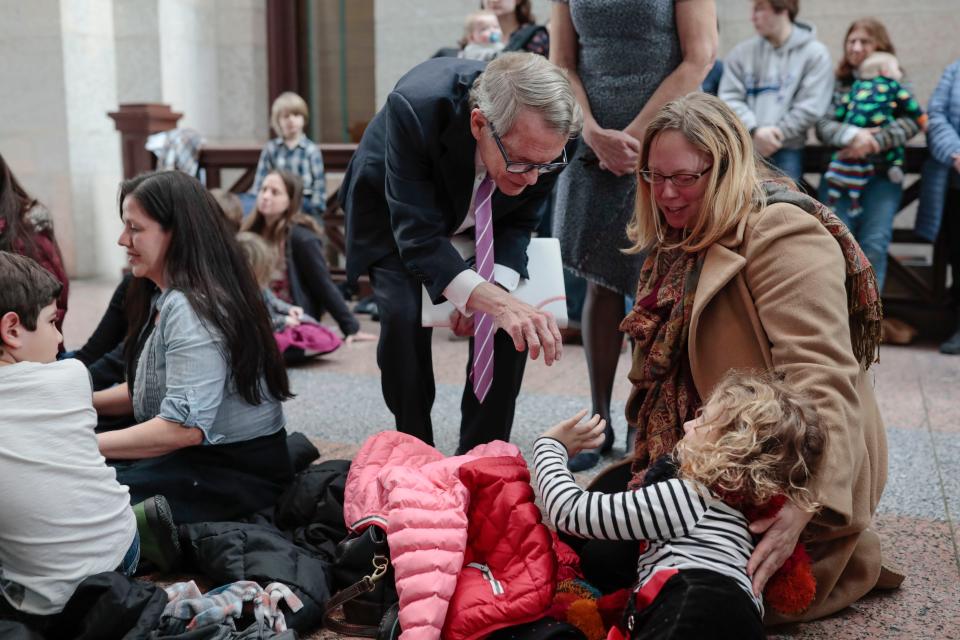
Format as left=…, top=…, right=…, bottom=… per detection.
left=620, top=240, right=704, bottom=486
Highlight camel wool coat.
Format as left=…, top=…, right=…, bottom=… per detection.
left=688, top=200, right=887, bottom=622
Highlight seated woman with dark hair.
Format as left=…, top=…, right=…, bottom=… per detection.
left=93, top=170, right=295, bottom=523
left=242, top=169, right=374, bottom=344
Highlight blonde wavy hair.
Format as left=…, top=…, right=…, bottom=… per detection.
left=270, top=92, right=309, bottom=138
left=675, top=370, right=826, bottom=512
left=235, top=231, right=277, bottom=288
left=625, top=93, right=767, bottom=254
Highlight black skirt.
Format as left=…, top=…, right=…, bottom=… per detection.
left=112, top=428, right=294, bottom=523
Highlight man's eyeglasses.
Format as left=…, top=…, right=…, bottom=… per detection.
left=490, top=126, right=568, bottom=175
left=639, top=167, right=712, bottom=187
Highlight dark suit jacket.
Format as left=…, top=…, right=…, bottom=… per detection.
left=341, top=57, right=574, bottom=302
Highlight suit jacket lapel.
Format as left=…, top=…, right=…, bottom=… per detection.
left=438, top=92, right=479, bottom=230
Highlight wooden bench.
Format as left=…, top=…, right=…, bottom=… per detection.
left=800, top=144, right=949, bottom=307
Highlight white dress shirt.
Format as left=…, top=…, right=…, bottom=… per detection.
left=442, top=151, right=520, bottom=315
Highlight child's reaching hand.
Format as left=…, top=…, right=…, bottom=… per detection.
left=541, top=410, right=607, bottom=457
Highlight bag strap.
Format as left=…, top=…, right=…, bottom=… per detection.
left=322, top=554, right=390, bottom=637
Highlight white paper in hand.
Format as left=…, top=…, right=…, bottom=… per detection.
left=421, top=237, right=568, bottom=328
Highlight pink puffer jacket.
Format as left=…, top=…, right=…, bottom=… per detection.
left=344, top=432, right=530, bottom=640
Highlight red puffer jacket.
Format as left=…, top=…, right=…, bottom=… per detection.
left=443, top=455, right=556, bottom=640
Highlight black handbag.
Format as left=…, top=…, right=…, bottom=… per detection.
left=323, top=525, right=400, bottom=639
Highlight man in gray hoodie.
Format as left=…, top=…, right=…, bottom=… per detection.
left=718, top=0, right=833, bottom=181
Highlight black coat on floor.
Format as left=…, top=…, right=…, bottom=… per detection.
left=179, top=459, right=352, bottom=634
left=0, top=572, right=167, bottom=639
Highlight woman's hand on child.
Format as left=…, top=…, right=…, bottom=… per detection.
left=289, top=306, right=304, bottom=321
left=542, top=410, right=607, bottom=457
left=284, top=313, right=301, bottom=328
left=746, top=501, right=814, bottom=596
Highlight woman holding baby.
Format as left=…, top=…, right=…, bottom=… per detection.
left=816, top=18, right=923, bottom=292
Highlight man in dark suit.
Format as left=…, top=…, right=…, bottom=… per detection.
left=341, top=53, right=582, bottom=452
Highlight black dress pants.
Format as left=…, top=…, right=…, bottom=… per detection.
left=369, top=253, right=527, bottom=452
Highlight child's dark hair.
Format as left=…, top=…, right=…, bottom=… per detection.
left=676, top=370, right=826, bottom=511
left=0, top=251, right=62, bottom=330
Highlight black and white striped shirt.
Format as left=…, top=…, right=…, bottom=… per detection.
left=534, top=438, right=763, bottom=614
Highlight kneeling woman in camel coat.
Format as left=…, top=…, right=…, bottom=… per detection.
left=619, top=92, right=892, bottom=623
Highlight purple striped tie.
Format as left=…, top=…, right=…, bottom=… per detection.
left=472, top=176, right=496, bottom=403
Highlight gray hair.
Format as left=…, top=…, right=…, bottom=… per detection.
left=469, top=52, right=583, bottom=139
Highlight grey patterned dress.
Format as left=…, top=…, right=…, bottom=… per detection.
left=553, top=0, right=682, bottom=295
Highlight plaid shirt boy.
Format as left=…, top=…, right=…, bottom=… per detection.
left=252, top=136, right=327, bottom=214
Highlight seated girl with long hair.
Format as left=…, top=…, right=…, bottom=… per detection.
left=235, top=231, right=342, bottom=363
left=242, top=169, right=375, bottom=344
left=93, top=171, right=295, bottom=523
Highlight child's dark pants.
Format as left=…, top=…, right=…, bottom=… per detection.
left=629, top=569, right=765, bottom=640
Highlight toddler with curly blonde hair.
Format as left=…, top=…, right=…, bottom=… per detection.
left=534, top=370, right=825, bottom=638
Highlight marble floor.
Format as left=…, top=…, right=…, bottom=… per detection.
left=63, top=279, right=960, bottom=640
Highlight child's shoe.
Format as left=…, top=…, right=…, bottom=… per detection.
left=132, top=495, right=181, bottom=573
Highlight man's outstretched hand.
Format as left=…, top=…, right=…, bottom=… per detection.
left=466, top=281, right=563, bottom=365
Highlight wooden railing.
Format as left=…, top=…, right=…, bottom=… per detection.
left=197, top=142, right=950, bottom=307
left=199, top=142, right=357, bottom=196
left=198, top=143, right=361, bottom=291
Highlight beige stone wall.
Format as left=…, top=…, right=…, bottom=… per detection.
left=149, top=0, right=268, bottom=144
left=0, top=0, right=269, bottom=277
left=370, top=1, right=960, bottom=110
left=717, top=0, right=960, bottom=107
left=0, top=0, right=74, bottom=268
left=60, top=0, right=126, bottom=278
left=0, top=0, right=123, bottom=277
left=373, top=0, right=553, bottom=107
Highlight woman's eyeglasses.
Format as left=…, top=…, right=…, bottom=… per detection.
left=489, top=125, right=568, bottom=175
left=639, top=167, right=712, bottom=187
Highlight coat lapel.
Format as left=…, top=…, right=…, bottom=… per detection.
left=688, top=214, right=751, bottom=385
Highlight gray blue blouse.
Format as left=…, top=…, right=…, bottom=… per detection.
left=132, top=289, right=285, bottom=445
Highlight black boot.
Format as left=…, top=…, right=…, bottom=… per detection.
left=940, top=320, right=960, bottom=355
